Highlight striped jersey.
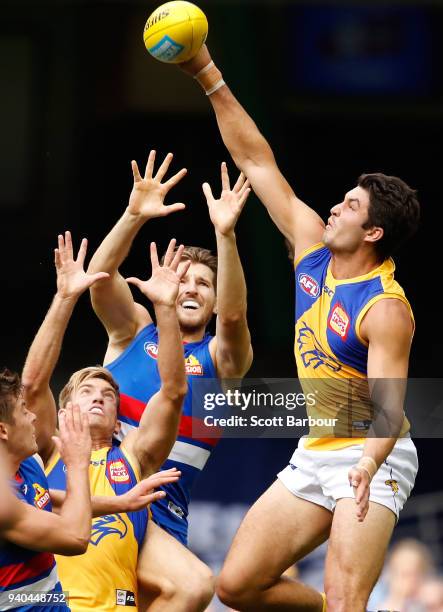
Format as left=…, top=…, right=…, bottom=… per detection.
left=0, top=456, right=68, bottom=611
left=294, top=243, right=413, bottom=451
left=106, top=323, right=220, bottom=545
left=45, top=444, right=148, bottom=610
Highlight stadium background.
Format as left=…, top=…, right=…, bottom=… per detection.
left=1, top=0, right=442, bottom=608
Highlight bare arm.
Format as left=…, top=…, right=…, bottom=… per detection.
left=121, top=241, right=188, bottom=477
left=22, top=233, right=109, bottom=462
left=180, top=47, right=325, bottom=255
left=348, top=299, right=413, bottom=522
left=88, top=152, right=187, bottom=363
left=203, top=163, right=253, bottom=378
left=5, top=404, right=92, bottom=555
left=49, top=467, right=180, bottom=517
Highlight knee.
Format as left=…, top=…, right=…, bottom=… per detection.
left=184, top=564, right=215, bottom=609
left=216, top=568, right=254, bottom=610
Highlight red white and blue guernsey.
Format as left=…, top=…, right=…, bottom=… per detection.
left=107, top=323, right=220, bottom=545
left=0, top=456, right=68, bottom=611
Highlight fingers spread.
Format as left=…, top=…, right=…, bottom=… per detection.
left=170, top=243, right=184, bottom=271
left=221, top=161, right=230, bottom=191
left=131, top=160, right=142, bottom=182
left=162, top=238, right=177, bottom=268
left=144, top=150, right=156, bottom=179
left=154, top=152, right=173, bottom=182
left=150, top=241, right=160, bottom=269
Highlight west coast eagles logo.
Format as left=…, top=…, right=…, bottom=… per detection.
left=33, top=483, right=51, bottom=510
left=385, top=479, right=399, bottom=494
left=90, top=514, right=128, bottom=546
left=297, top=322, right=342, bottom=372
left=185, top=354, right=204, bottom=376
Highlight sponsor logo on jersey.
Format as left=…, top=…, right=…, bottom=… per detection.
left=168, top=500, right=185, bottom=519
left=90, top=514, right=128, bottom=546
left=144, top=342, right=158, bottom=359
left=298, top=273, right=320, bottom=298
left=297, top=322, right=342, bottom=372
left=108, top=459, right=130, bottom=484
left=385, top=479, right=399, bottom=494
left=116, top=589, right=136, bottom=607
left=33, top=483, right=51, bottom=510
left=328, top=303, right=350, bottom=340
left=91, top=458, right=106, bottom=467
left=185, top=354, right=204, bottom=376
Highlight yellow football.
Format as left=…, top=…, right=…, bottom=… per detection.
left=143, top=1, right=208, bottom=63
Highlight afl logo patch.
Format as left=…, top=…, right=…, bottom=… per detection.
left=328, top=303, right=350, bottom=340
left=144, top=342, right=158, bottom=359
left=298, top=273, right=320, bottom=298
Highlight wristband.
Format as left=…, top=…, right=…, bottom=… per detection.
left=194, top=61, right=225, bottom=96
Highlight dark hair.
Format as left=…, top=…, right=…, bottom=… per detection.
left=0, top=368, right=22, bottom=424
left=359, top=173, right=420, bottom=260
left=162, top=246, right=218, bottom=290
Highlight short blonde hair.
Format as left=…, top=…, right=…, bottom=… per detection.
left=58, top=366, right=120, bottom=411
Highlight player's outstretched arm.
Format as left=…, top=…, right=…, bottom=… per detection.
left=21, top=232, right=109, bottom=463
left=4, top=403, right=92, bottom=555
left=203, top=163, right=253, bottom=377
left=348, top=299, right=413, bottom=522
left=88, top=151, right=187, bottom=363
left=121, top=240, right=188, bottom=477
left=50, top=467, right=181, bottom=517
left=180, top=46, right=325, bottom=257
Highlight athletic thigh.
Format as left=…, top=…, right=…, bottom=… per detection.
left=221, top=479, right=332, bottom=590
left=137, top=521, right=213, bottom=602
left=325, top=498, right=396, bottom=597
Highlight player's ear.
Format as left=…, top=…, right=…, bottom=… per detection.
left=0, top=422, right=9, bottom=441
left=114, top=420, right=122, bottom=437
left=213, top=297, right=218, bottom=315
left=364, top=225, right=383, bottom=245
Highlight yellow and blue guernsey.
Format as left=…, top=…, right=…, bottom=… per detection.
left=294, top=243, right=413, bottom=451
left=45, top=445, right=148, bottom=610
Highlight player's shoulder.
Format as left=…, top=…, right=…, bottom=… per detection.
left=363, top=298, right=413, bottom=342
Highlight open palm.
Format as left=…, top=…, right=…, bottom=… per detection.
left=128, top=150, right=187, bottom=219
left=203, top=162, right=251, bottom=235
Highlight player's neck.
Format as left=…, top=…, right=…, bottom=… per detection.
left=4, top=449, right=21, bottom=477
left=90, top=433, right=113, bottom=451
left=180, top=326, right=206, bottom=343
left=330, top=250, right=382, bottom=280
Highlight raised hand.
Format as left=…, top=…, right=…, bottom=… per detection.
left=203, top=162, right=251, bottom=236
left=52, top=402, right=91, bottom=470
left=128, top=150, right=187, bottom=219
left=120, top=468, right=181, bottom=512
left=55, top=231, right=109, bottom=299
left=126, top=239, right=191, bottom=307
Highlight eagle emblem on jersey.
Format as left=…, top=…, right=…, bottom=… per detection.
left=90, top=514, right=128, bottom=546
left=297, top=322, right=342, bottom=372
left=385, top=479, right=399, bottom=494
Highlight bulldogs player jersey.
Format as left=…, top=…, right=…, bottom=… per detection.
left=45, top=445, right=147, bottom=610
left=106, top=323, right=219, bottom=545
left=294, top=243, right=413, bottom=451
left=0, top=456, right=68, bottom=611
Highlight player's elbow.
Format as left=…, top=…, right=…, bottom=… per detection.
left=58, top=534, right=90, bottom=556
left=162, top=381, right=188, bottom=404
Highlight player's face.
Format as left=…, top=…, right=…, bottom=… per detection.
left=176, top=262, right=216, bottom=331
left=70, top=378, right=118, bottom=435
left=323, top=186, right=374, bottom=253
left=2, top=396, right=38, bottom=459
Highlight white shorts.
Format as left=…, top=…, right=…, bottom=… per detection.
left=277, top=437, right=418, bottom=519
